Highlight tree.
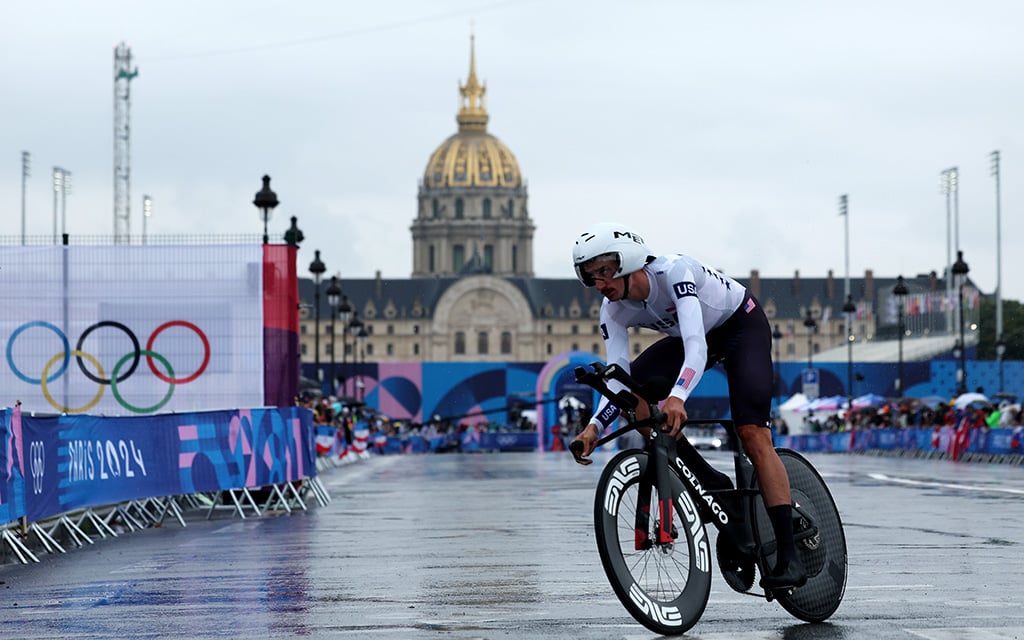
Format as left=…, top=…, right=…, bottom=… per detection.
left=978, top=298, right=1024, bottom=360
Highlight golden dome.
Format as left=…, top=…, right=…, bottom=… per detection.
left=422, top=36, right=522, bottom=190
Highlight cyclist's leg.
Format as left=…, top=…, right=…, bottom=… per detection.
left=631, top=337, right=731, bottom=489
left=716, top=294, right=806, bottom=589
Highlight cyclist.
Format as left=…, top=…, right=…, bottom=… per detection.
left=569, top=222, right=806, bottom=591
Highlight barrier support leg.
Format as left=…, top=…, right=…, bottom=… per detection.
left=306, top=477, right=331, bottom=507
left=1, top=527, right=39, bottom=564
left=49, top=515, right=94, bottom=547
left=155, top=496, right=187, bottom=528
left=78, top=509, right=119, bottom=539
left=28, top=522, right=66, bottom=554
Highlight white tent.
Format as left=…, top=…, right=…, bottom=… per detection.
left=778, top=393, right=809, bottom=435
left=779, top=393, right=808, bottom=412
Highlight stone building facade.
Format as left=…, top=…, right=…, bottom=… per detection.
left=297, top=39, right=965, bottom=374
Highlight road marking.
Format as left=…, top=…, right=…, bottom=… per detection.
left=905, top=628, right=1024, bottom=639
left=867, top=473, right=1024, bottom=496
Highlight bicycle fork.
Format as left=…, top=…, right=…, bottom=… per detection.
left=634, top=431, right=678, bottom=550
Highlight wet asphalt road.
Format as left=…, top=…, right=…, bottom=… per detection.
left=2, top=450, right=1024, bottom=639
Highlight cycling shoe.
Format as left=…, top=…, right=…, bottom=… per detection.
left=759, top=558, right=807, bottom=591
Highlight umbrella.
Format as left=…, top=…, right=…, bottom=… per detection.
left=953, top=392, right=990, bottom=409
left=917, top=395, right=947, bottom=409
left=852, top=393, right=886, bottom=409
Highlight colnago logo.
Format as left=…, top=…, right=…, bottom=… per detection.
left=677, top=459, right=730, bottom=525
left=628, top=582, right=682, bottom=626
left=604, top=456, right=640, bottom=516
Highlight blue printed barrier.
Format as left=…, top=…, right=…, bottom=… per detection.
left=480, top=431, right=539, bottom=451
left=13, top=406, right=314, bottom=523
left=774, top=426, right=1024, bottom=457
left=0, top=407, right=27, bottom=525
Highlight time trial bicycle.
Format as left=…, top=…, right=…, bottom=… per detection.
left=569, top=361, right=847, bottom=636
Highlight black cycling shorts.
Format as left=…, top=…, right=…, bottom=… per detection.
left=629, top=292, right=773, bottom=428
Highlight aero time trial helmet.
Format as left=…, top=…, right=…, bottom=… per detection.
left=572, top=222, right=654, bottom=286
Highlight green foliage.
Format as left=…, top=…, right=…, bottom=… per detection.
left=978, top=298, right=1024, bottom=360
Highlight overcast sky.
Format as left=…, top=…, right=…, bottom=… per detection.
left=2, top=0, right=1021, bottom=303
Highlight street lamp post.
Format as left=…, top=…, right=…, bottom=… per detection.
left=338, top=295, right=353, bottom=395
left=348, top=312, right=364, bottom=401
left=357, top=326, right=369, bottom=402
left=52, top=167, right=65, bottom=244
left=142, top=195, right=152, bottom=245
left=991, top=151, right=1003, bottom=349
left=772, top=324, right=784, bottom=409
left=843, top=294, right=856, bottom=410
left=253, top=175, right=279, bottom=245
left=326, top=275, right=341, bottom=396
left=309, top=250, right=326, bottom=386
left=996, top=336, right=1007, bottom=394
left=283, top=215, right=304, bottom=247
left=952, top=250, right=969, bottom=396
left=21, top=151, right=30, bottom=245
left=941, top=167, right=958, bottom=333
left=803, top=308, right=817, bottom=369
left=893, top=276, right=908, bottom=399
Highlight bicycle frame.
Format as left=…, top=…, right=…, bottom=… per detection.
left=575, top=362, right=772, bottom=567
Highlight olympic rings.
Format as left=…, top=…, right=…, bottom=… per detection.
left=76, top=320, right=140, bottom=384
left=5, top=320, right=210, bottom=414
left=112, top=350, right=175, bottom=414
left=41, top=350, right=107, bottom=414
left=146, top=320, right=210, bottom=384
left=6, top=321, right=70, bottom=384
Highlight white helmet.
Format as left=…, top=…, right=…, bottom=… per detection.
left=572, top=222, right=654, bottom=286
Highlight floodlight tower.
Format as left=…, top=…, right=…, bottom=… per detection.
left=113, top=42, right=139, bottom=243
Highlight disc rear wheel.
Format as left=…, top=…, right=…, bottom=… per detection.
left=752, top=448, right=847, bottom=622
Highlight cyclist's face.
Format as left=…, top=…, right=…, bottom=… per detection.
left=583, top=258, right=624, bottom=299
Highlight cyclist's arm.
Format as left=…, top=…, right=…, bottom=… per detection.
left=589, top=306, right=632, bottom=431
left=665, top=266, right=710, bottom=404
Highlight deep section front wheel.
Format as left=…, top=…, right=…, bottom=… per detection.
left=752, top=448, right=848, bottom=622
left=593, top=450, right=712, bottom=635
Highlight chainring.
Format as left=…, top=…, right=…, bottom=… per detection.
left=716, top=534, right=756, bottom=593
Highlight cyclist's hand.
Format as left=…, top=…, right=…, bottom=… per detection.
left=570, top=423, right=599, bottom=465
left=662, top=396, right=688, bottom=438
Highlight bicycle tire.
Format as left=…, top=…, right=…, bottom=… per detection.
left=751, top=448, right=847, bottom=622
left=593, top=449, right=712, bottom=635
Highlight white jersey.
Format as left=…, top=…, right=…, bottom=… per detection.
left=591, top=254, right=747, bottom=429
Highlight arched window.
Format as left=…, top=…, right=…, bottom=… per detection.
left=432, top=198, right=440, bottom=218
left=512, top=245, right=518, bottom=272
left=483, top=245, right=494, bottom=271
left=506, top=198, right=514, bottom=218
left=454, top=331, right=466, bottom=355
left=455, top=198, right=464, bottom=219
left=591, top=343, right=600, bottom=354
left=453, top=245, right=465, bottom=272
left=477, top=331, right=489, bottom=355
left=501, top=331, right=512, bottom=354
left=482, top=198, right=492, bottom=218
left=428, top=245, right=435, bottom=272
left=413, top=343, right=420, bottom=356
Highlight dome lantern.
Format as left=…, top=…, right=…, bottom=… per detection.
left=457, top=34, right=488, bottom=132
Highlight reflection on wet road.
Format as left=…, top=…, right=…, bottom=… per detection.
left=2, top=451, right=1023, bottom=639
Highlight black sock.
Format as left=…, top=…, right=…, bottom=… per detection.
left=767, top=504, right=796, bottom=567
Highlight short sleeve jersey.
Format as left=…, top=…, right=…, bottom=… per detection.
left=590, top=254, right=747, bottom=430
